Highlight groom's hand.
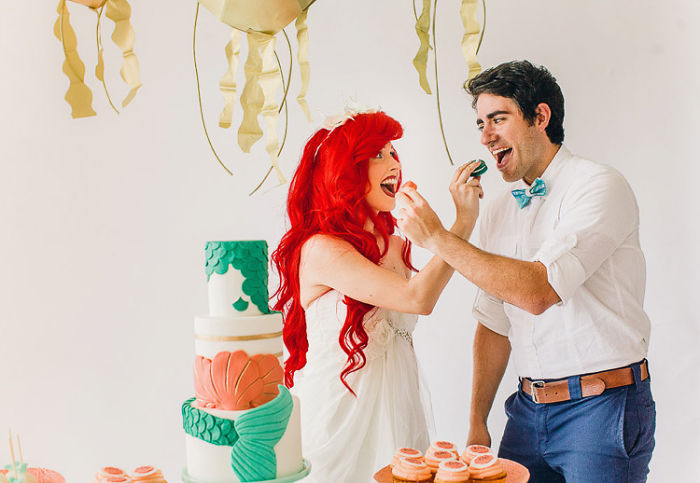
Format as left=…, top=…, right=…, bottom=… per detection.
left=466, top=421, right=492, bottom=447
left=395, top=187, right=446, bottom=249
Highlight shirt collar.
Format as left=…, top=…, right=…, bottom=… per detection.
left=514, top=144, right=572, bottom=191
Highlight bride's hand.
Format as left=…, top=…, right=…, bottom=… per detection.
left=396, top=187, right=445, bottom=250
left=449, top=161, right=484, bottom=239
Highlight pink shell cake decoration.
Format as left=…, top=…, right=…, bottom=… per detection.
left=194, top=350, right=283, bottom=410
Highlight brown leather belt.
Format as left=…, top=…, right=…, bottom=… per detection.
left=521, top=360, right=649, bottom=404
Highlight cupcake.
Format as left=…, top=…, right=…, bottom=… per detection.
left=95, top=467, right=132, bottom=483
left=424, top=450, right=457, bottom=476
left=433, top=460, right=470, bottom=483
left=459, top=444, right=492, bottom=465
left=26, top=468, right=65, bottom=483
left=391, top=457, right=433, bottom=483
left=129, top=466, right=166, bottom=482
left=468, top=454, right=507, bottom=483
left=426, top=441, right=459, bottom=459
left=391, top=448, right=424, bottom=467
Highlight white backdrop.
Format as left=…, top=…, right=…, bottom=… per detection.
left=1, top=1, right=698, bottom=481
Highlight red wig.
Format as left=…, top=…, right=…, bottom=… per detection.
left=272, top=111, right=414, bottom=395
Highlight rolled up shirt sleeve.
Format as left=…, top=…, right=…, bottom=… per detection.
left=533, top=169, right=638, bottom=304
left=472, top=288, right=511, bottom=336
left=472, top=208, right=511, bottom=336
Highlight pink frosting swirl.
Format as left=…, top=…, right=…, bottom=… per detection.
left=434, top=460, right=470, bottom=482
left=95, top=467, right=131, bottom=483
left=459, top=444, right=492, bottom=465
left=130, top=466, right=166, bottom=482
left=391, top=457, right=432, bottom=481
left=468, top=454, right=505, bottom=479
left=424, top=450, right=457, bottom=471
left=391, top=447, right=423, bottom=467
left=428, top=441, right=459, bottom=458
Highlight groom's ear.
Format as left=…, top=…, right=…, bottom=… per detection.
left=533, top=103, right=552, bottom=132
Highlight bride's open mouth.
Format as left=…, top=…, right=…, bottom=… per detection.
left=380, top=176, right=398, bottom=198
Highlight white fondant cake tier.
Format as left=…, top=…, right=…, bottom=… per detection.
left=184, top=397, right=304, bottom=483
left=185, top=241, right=306, bottom=482
left=208, top=269, right=265, bottom=317
left=194, top=313, right=283, bottom=360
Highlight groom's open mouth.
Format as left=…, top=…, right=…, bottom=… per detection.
left=380, top=176, right=398, bottom=197
left=491, top=146, right=512, bottom=169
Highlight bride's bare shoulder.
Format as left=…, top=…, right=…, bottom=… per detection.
left=301, top=234, right=356, bottom=264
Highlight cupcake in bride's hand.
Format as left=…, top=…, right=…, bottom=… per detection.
left=396, top=180, right=417, bottom=212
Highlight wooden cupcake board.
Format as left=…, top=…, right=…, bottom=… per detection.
left=374, top=458, right=529, bottom=482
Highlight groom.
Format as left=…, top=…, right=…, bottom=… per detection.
left=397, top=60, right=655, bottom=481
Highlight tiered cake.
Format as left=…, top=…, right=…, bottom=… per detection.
left=182, top=241, right=308, bottom=483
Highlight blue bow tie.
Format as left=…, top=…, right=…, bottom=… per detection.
left=511, top=177, right=547, bottom=208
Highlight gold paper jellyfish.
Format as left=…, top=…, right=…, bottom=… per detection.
left=193, top=0, right=316, bottom=193
left=412, top=0, right=485, bottom=165
left=54, top=0, right=142, bottom=118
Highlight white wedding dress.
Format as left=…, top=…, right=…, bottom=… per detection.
left=292, top=290, right=434, bottom=482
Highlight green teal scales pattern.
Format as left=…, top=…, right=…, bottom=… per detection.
left=205, top=240, right=272, bottom=314
left=182, top=385, right=294, bottom=482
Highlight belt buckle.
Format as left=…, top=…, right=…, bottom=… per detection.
left=530, top=380, right=545, bottom=404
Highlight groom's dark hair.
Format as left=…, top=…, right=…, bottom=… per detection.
left=465, top=60, right=565, bottom=145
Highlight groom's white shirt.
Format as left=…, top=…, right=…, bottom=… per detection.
left=472, top=145, right=651, bottom=379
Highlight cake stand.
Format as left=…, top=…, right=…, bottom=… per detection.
left=182, top=459, right=311, bottom=483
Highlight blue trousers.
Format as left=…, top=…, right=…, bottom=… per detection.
left=498, top=360, right=656, bottom=482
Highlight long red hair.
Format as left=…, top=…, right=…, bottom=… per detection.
left=272, top=111, right=414, bottom=395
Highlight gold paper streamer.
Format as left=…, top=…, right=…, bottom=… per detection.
left=460, top=0, right=482, bottom=81
left=94, top=5, right=120, bottom=114
left=238, top=33, right=265, bottom=152
left=195, top=330, right=283, bottom=342
left=432, top=0, right=453, bottom=165
left=254, top=33, right=285, bottom=186
left=193, top=4, right=233, bottom=175
left=218, top=28, right=241, bottom=128
left=413, top=0, right=432, bottom=95
left=54, top=0, right=96, bottom=118
left=295, top=11, right=312, bottom=122
left=249, top=37, right=291, bottom=196
left=105, top=0, right=141, bottom=107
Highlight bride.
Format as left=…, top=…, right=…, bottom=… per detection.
left=272, top=108, right=483, bottom=481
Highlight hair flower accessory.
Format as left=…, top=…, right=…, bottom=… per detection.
left=320, top=101, right=379, bottom=131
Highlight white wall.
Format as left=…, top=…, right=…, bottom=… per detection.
left=1, top=0, right=698, bottom=480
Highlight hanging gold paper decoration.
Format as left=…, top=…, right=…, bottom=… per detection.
left=193, top=0, right=316, bottom=194
left=54, top=0, right=142, bottom=118
left=411, top=0, right=485, bottom=165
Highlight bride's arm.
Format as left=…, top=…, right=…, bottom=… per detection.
left=301, top=164, right=484, bottom=314
left=301, top=218, right=470, bottom=315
